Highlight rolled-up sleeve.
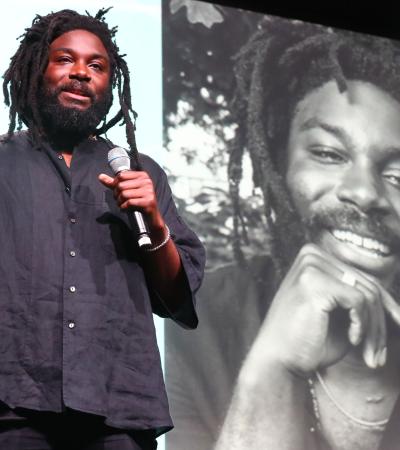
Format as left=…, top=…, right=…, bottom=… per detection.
left=141, top=154, right=206, bottom=329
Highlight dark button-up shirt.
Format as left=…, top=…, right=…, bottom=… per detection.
left=0, top=131, right=205, bottom=435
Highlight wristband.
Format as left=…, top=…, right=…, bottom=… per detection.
left=144, top=225, right=170, bottom=252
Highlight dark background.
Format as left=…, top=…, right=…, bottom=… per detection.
left=203, top=1, right=400, bottom=41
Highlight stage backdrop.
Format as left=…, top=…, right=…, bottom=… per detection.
left=163, top=1, right=400, bottom=449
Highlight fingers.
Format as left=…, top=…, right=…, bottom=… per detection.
left=294, top=245, right=387, bottom=368
left=98, top=173, right=115, bottom=187
left=98, top=171, right=151, bottom=188
left=348, top=307, right=364, bottom=346
left=322, top=273, right=385, bottom=369
left=114, top=170, right=148, bottom=181
left=311, top=272, right=368, bottom=345
left=350, top=281, right=386, bottom=368
left=335, top=254, right=400, bottom=333
left=119, top=194, right=156, bottom=211
left=380, top=290, right=400, bottom=328
left=116, top=183, right=156, bottom=209
left=98, top=171, right=157, bottom=211
left=115, top=177, right=154, bottom=192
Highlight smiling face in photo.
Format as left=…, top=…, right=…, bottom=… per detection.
left=285, top=80, right=400, bottom=286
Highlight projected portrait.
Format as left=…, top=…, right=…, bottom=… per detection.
left=164, top=2, right=400, bottom=449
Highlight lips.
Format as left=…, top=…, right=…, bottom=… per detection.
left=58, top=81, right=94, bottom=101
left=58, top=87, right=93, bottom=108
left=331, top=229, right=391, bottom=257
left=63, top=88, right=90, bottom=97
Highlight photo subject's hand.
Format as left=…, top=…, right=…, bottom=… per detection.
left=98, top=171, right=164, bottom=230
left=254, top=244, right=400, bottom=376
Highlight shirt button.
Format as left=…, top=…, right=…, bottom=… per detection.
left=69, top=286, right=76, bottom=293
left=68, top=321, right=75, bottom=329
left=65, top=186, right=71, bottom=193
left=58, top=154, right=63, bottom=160
left=70, top=217, right=76, bottom=224
left=70, top=251, right=76, bottom=257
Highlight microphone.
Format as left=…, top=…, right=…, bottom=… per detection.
left=107, top=147, right=152, bottom=249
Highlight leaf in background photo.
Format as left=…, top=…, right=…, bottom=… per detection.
left=170, top=0, right=224, bottom=28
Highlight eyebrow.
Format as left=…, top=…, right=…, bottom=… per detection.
left=300, top=117, right=400, bottom=160
left=299, top=118, right=351, bottom=148
left=51, top=47, right=109, bottom=61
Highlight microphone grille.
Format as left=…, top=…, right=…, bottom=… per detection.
left=107, top=147, right=131, bottom=174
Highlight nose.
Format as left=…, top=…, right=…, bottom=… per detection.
left=336, top=163, right=390, bottom=213
left=69, top=61, right=91, bottom=82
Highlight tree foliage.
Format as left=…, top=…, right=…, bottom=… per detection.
left=163, top=0, right=269, bottom=268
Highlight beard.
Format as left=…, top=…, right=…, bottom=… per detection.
left=38, top=80, right=112, bottom=142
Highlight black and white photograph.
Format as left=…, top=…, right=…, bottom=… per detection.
left=164, top=1, right=400, bottom=449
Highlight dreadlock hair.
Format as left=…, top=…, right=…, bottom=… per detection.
left=2, top=7, right=141, bottom=168
left=229, top=16, right=400, bottom=280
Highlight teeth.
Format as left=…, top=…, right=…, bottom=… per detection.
left=332, top=229, right=390, bottom=256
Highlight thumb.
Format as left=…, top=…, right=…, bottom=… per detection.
left=98, top=173, right=115, bottom=188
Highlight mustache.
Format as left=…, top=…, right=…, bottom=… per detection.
left=304, top=206, right=400, bottom=250
left=55, top=81, right=95, bottom=100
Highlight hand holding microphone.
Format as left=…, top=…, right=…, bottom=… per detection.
left=98, top=147, right=166, bottom=249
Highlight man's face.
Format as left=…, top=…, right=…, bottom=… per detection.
left=286, top=80, right=400, bottom=286
left=40, top=29, right=112, bottom=137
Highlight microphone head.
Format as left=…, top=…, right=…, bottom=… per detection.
left=107, top=147, right=131, bottom=174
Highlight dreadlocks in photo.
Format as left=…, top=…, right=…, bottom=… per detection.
left=229, top=17, right=400, bottom=277
left=165, top=10, right=400, bottom=450
left=0, top=7, right=205, bottom=450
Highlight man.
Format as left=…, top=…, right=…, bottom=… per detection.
left=166, top=16, right=400, bottom=450
left=0, top=8, right=205, bottom=450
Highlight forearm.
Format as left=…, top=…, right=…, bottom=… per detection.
left=143, top=223, right=188, bottom=311
left=215, top=349, right=317, bottom=450
left=98, top=169, right=203, bottom=314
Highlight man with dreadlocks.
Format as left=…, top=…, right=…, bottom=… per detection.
left=215, top=17, right=400, bottom=450
left=166, top=15, right=400, bottom=450
left=0, top=8, right=204, bottom=450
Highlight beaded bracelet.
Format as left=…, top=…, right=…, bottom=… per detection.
left=145, top=225, right=170, bottom=252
